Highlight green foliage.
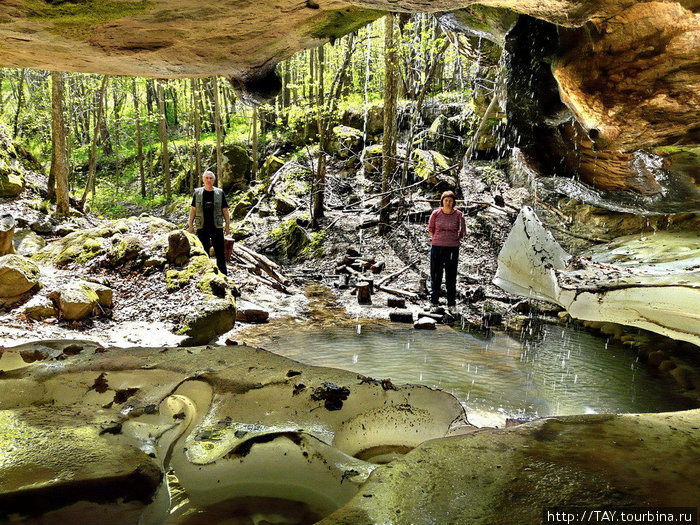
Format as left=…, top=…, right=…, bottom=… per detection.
left=303, top=231, right=327, bottom=259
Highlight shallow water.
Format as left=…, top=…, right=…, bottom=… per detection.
left=241, top=320, right=697, bottom=426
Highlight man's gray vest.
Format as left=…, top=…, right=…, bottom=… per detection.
left=193, top=187, right=225, bottom=229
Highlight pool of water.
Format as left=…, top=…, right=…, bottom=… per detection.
left=239, top=319, right=697, bottom=426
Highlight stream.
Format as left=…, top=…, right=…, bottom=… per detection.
left=238, top=318, right=697, bottom=427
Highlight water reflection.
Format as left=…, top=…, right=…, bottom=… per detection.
left=240, top=320, right=696, bottom=426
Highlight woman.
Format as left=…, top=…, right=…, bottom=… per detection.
left=427, top=190, right=466, bottom=314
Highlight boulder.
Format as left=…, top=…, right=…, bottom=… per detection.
left=167, top=230, right=191, bottom=265
left=210, top=145, right=252, bottom=192
left=0, top=165, right=24, bottom=198
left=412, top=149, right=456, bottom=191
left=268, top=219, right=310, bottom=259
left=340, top=102, right=384, bottom=136
left=274, top=194, right=298, bottom=216
left=261, top=155, right=285, bottom=180
left=0, top=254, right=40, bottom=298
left=84, top=282, right=114, bottom=309
left=22, top=295, right=57, bottom=320
left=236, top=300, right=270, bottom=323
left=361, top=144, right=384, bottom=175
left=179, top=296, right=237, bottom=345
left=14, top=229, right=46, bottom=257
left=54, top=283, right=99, bottom=321
left=328, top=125, right=364, bottom=159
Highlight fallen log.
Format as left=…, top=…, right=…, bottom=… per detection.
left=377, top=285, right=419, bottom=302
left=251, top=273, right=291, bottom=295
left=376, top=260, right=417, bottom=287
left=370, top=261, right=386, bottom=274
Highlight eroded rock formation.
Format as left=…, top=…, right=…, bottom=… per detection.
left=494, top=207, right=700, bottom=345
left=1, top=340, right=698, bottom=523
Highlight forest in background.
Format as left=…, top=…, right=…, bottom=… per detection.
left=0, top=13, right=501, bottom=226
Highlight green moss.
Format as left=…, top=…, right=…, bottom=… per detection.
left=197, top=271, right=228, bottom=296
left=76, top=237, right=103, bottom=264
left=166, top=255, right=211, bottom=292
left=268, top=219, right=310, bottom=259
left=302, top=231, right=327, bottom=260
left=308, top=7, right=384, bottom=40
left=27, top=0, right=150, bottom=40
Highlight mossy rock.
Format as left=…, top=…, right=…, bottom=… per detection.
left=55, top=283, right=99, bottom=321
left=0, top=254, right=40, bottom=298
left=231, top=189, right=257, bottom=220
left=328, top=125, right=364, bottom=159
left=412, top=149, right=457, bottom=191
left=274, top=194, right=298, bottom=216
left=166, top=255, right=213, bottom=292
left=22, top=295, right=57, bottom=320
left=268, top=219, right=310, bottom=260
left=15, top=230, right=47, bottom=258
left=209, top=145, right=252, bottom=192
left=340, top=101, right=384, bottom=135
left=261, top=155, right=285, bottom=180
left=362, top=144, right=385, bottom=175
left=83, top=281, right=113, bottom=308
left=0, top=170, right=24, bottom=198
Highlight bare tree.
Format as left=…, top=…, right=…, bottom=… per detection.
left=157, top=79, right=171, bottom=200
left=50, top=71, right=70, bottom=216
left=79, top=75, right=109, bottom=210
left=379, top=14, right=399, bottom=234
left=132, top=78, right=146, bottom=198
left=212, top=76, right=223, bottom=187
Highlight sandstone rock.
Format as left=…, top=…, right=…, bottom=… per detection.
left=328, top=125, right=364, bottom=159
left=261, top=155, right=284, bottom=180
left=274, top=194, right=298, bottom=216
left=29, top=217, right=54, bottom=235
left=361, top=144, right=384, bottom=175
left=647, top=351, right=667, bottom=368
left=54, top=223, right=79, bottom=237
left=340, top=102, right=384, bottom=136
left=83, top=282, right=114, bottom=309
left=22, top=295, right=57, bottom=320
left=414, top=316, right=437, bottom=330
left=13, top=229, right=46, bottom=257
left=494, top=207, right=700, bottom=346
left=55, top=284, right=99, bottom=321
left=236, top=300, right=270, bottom=323
left=0, top=168, right=24, bottom=198
left=167, top=230, right=191, bottom=265
left=209, top=145, right=252, bottom=192
left=179, top=296, right=237, bottom=345
left=0, top=254, right=40, bottom=298
left=669, top=366, right=695, bottom=390
left=412, top=149, right=456, bottom=191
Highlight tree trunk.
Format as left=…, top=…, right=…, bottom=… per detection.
left=132, top=78, right=146, bottom=198
left=212, top=77, right=223, bottom=188
left=12, top=70, right=25, bottom=138
left=192, top=78, right=202, bottom=191
left=251, top=107, right=258, bottom=180
left=157, top=80, right=171, bottom=200
left=113, top=81, right=121, bottom=190
left=379, top=13, right=398, bottom=235
left=312, top=46, right=326, bottom=227
left=79, top=75, right=109, bottom=209
left=50, top=71, right=70, bottom=216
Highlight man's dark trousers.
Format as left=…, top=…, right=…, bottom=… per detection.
left=197, top=227, right=227, bottom=275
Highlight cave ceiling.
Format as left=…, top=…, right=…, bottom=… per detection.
left=0, top=0, right=698, bottom=200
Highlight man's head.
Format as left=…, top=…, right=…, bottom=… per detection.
left=202, top=170, right=216, bottom=190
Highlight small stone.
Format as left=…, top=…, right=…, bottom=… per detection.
left=22, top=295, right=57, bottom=320
left=236, top=300, right=269, bottom=323
left=669, top=367, right=694, bottom=390
left=647, top=350, right=667, bottom=367
left=414, top=317, right=437, bottom=330
left=658, top=360, right=676, bottom=372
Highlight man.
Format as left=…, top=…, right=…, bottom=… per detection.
left=188, top=170, right=231, bottom=275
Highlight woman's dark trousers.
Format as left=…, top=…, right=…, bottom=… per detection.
left=197, top=228, right=227, bottom=275
left=430, top=245, right=459, bottom=306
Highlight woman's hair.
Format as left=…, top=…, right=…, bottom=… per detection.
left=440, top=190, right=456, bottom=205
